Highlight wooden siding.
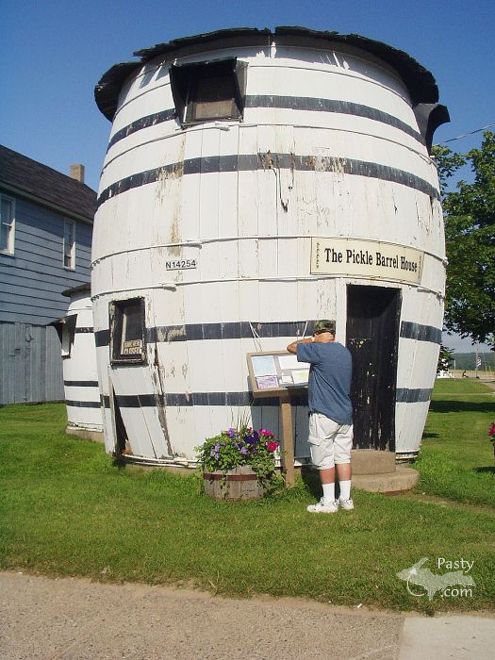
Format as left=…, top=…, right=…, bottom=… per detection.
left=0, top=322, right=64, bottom=403
left=0, top=189, right=93, bottom=404
left=0, top=192, right=92, bottom=325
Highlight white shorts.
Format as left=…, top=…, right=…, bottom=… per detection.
left=308, top=412, right=353, bottom=469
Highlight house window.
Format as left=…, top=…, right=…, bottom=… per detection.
left=110, top=298, right=146, bottom=364
left=63, top=220, right=76, bottom=269
left=170, top=59, right=248, bottom=127
left=0, top=194, right=15, bottom=254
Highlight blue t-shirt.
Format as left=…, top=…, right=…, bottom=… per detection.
left=297, top=342, right=353, bottom=425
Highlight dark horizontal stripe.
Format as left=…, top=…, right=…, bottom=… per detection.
left=95, top=329, right=110, bottom=347
left=102, top=392, right=308, bottom=409
left=96, top=320, right=439, bottom=349
left=64, top=380, right=99, bottom=387
left=148, top=320, right=319, bottom=343
left=103, top=388, right=431, bottom=408
left=75, top=327, right=94, bottom=334
left=105, top=95, right=422, bottom=152
left=94, top=320, right=320, bottom=348
left=108, top=108, right=177, bottom=150
left=245, top=95, right=422, bottom=141
left=66, top=399, right=102, bottom=408
left=396, top=388, right=433, bottom=403
left=97, top=153, right=439, bottom=209
left=115, top=393, right=157, bottom=407
left=400, top=321, right=442, bottom=344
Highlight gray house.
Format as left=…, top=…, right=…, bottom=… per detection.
left=0, top=145, right=97, bottom=404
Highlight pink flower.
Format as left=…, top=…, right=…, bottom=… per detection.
left=259, top=428, right=274, bottom=438
left=266, top=441, right=279, bottom=453
left=488, top=422, right=495, bottom=438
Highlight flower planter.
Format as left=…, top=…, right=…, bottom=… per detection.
left=203, top=465, right=263, bottom=500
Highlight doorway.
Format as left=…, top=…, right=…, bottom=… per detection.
left=346, top=285, right=401, bottom=450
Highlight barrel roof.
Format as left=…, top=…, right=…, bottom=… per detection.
left=62, top=283, right=91, bottom=297
left=0, top=144, right=97, bottom=223
left=95, top=26, right=444, bottom=121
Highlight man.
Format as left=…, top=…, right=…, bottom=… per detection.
left=287, top=320, right=354, bottom=513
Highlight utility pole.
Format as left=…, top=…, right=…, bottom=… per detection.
left=475, top=342, right=481, bottom=378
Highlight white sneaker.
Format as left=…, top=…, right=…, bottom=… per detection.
left=307, top=498, right=339, bottom=513
left=338, top=497, right=354, bottom=511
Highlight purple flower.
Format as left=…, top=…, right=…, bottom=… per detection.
left=210, top=442, right=221, bottom=459
left=240, top=447, right=249, bottom=455
left=245, top=435, right=257, bottom=445
left=227, top=427, right=236, bottom=438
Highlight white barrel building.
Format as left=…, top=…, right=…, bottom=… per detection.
left=93, top=27, right=449, bottom=466
left=59, top=285, right=103, bottom=440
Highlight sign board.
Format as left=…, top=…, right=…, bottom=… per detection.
left=311, top=237, right=423, bottom=285
left=247, top=351, right=310, bottom=397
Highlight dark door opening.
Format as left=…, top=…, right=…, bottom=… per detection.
left=346, top=285, right=401, bottom=451
left=111, top=388, right=130, bottom=456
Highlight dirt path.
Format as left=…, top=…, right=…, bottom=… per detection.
left=2, top=572, right=495, bottom=659
left=0, top=571, right=402, bottom=659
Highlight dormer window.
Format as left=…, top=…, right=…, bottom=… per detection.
left=170, top=59, right=247, bottom=127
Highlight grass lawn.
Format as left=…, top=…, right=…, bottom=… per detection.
left=415, top=379, right=495, bottom=507
left=1, top=382, right=494, bottom=614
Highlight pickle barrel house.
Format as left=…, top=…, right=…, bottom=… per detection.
left=92, top=27, right=449, bottom=467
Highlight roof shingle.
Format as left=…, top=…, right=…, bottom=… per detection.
left=0, top=144, right=96, bottom=222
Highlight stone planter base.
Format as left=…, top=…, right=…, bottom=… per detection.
left=203, top=466, right=263, bottom=500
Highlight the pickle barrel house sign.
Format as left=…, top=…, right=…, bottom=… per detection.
left=311, top=238, right=423, bottom=285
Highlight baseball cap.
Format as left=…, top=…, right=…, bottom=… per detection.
left=314, top=320, right=335, bottom=334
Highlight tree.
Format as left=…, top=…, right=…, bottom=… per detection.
left=432, top=131, right=495, bottom=349
left=437, top=344, right=455, bottom=375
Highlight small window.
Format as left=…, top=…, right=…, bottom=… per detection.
left=170, top=59, right=248, bottom=127
left=61, top=315, right=77, bottom=358
left=63, top=220, right=76, bottom=269
left=110, top=298, right=146, bottom=364
left=0, top=194, right=15, bottom=255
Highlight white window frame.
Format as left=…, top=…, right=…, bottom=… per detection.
left=63, top=219, right=76, bottom=270
left=0, top=194, right=15, bottom=255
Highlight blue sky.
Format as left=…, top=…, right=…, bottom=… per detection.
left=2, top=0, right=493, bottom=351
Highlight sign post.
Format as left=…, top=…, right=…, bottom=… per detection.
left=247, top=351, right=309, bottom=487
left=279, top=390, right=296, bottom=485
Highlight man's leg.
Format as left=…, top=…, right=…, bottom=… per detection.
left=307, top=414, right=339, bottom=512
left=319, top=466, right=336, bottom=503
left=336, top=462, right=352, bottom=500
left=335, top=425, right=354, bottom=507
left=335, top=462, right=351, bottom=481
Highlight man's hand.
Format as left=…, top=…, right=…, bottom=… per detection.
left=287, top=337, right=313, bottom=354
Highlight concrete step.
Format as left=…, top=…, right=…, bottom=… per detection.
left=353, top=465, right=419, bottom=494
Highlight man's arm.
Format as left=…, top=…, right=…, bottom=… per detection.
left=287, top=337, right=313, bottom=354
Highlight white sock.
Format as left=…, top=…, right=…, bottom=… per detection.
left=339, top=480, right=352, bottom=500
left=322, top=482, right=335, bottom=503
